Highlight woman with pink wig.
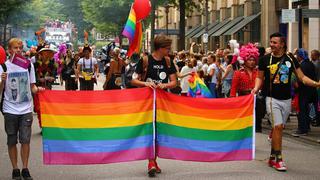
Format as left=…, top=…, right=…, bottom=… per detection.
left=230, top=43, right=259, bottom=97
left=230, top=43, right=263, bottom=132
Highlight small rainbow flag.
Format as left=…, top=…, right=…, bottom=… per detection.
left=188, top=72, right=213, bottom=98
left=122, top=5, right=143, bottom=57
left=122, top=6, right=136, bottom=44
left=156, top=90, right=255, bottom=162
left=40, top=88, right=154, bottom=165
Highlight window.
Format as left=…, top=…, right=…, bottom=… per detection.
left=238, top=5, right=244, bottom=17
left=226, top=8, right=231, bottom=19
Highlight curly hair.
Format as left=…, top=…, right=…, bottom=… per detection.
left=239, top=43, right=260, bottom=62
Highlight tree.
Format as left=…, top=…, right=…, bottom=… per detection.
left=59, top=0, right=92, bottom=45
left=0, top=0, right=30, bottom=46
left=81, top=0, right=132, bottom=38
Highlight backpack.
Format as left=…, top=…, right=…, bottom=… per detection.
left=124, top=62, right=138, bottom=88
left=0, top=63, right=31, bottom=114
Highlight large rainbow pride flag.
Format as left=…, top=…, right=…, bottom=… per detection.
left=40, top=88, right=155, bottom=165
left=156, top=90, right=255, bottom=162
left=40, top=88, right=255, bottom=165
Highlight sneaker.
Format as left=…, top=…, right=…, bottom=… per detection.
left=12, top=169, right=21, bottom=180
left=154, top=161, right=161, bottom=173
left=291, top=130, right=307, bottom=137
left=268, top=159, right=276, bottom=167
left=21, top=168, right=33, bottom=180
left=147, top=161, right=156, bottom=177
left=273, top=160, right=287, bottom=171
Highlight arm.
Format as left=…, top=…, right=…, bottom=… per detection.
left=131, top=74, right=157, bottom=88
left=76, top=64, right=81, bottom=80
left=0, top=72, right=7, bottom=93
left=295, top=68, right=320, bottom=87
left=221, top=65, right=232, bottom=81
left=31, top=83, right=45, bottom=94
left=230, top=71, right=239, bottom=97
left=208, top=67, right=215, bottom=77
left=176, top=67, right=191, bottom=78
left=105, top=60, right=114, bottom=83
left=252, top=70, right=264, bottom=94
left=94, top=63, right=99, bottom=78
left=157, top=73, right=177, bottom=89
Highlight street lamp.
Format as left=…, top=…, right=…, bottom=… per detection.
left=203, top=0, right=209, bottom=54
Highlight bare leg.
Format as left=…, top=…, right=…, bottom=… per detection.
left=21, top=144, right=30, bottom=169
left=8, top=145, right=19, bottom=169
left=272, top=125, right=283, bottom=151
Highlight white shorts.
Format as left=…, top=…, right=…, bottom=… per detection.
left=266, top=97, right=291, bottom=127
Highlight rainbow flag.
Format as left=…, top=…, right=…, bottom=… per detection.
left=40, top=88, right=155, bottom=165
left=156, top=90, right=255, bottom=162
left=127, top=21, right=143, bottom=57
left=122, top=6, right=136, bottom=44
left=188, top=72, right=213, bottom=98
left=40, top=88, right=255, bottom=165
left=122, top=6, right=143, bottom=57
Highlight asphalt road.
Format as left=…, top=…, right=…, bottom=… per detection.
left=1, top=116, right=320, bottom=180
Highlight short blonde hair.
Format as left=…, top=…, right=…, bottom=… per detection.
left=8, top=38, right=23, bottom=49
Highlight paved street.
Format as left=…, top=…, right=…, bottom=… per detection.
left=0, top=76, right=320, bottom=180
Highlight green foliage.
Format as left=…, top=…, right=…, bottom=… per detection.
left=1, top=0, right=66, bottom=31
left=0, top=0, right=29, bottom=23
left=81, top=0, right=132, bottom=36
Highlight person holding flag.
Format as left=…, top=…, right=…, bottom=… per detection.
left=131, top=34, right=177, bottom=177
left=0, top=38, right=44, bottom=180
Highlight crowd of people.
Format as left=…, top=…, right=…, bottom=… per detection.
left=0, top=32, right=319, bottom=179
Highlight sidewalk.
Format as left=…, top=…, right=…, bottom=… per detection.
left=261, top=114, right=320, bottom=145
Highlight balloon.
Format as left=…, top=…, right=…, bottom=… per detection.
left=0, top=45, right=6, bottom=64
left=133, top=0, right=151, bottom=21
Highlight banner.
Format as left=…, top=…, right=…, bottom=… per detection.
left=40, top=88, right=154, bottom=165
left=40, top=88, right=255, bottom=165
left=156, top=90, right=255, bottom=162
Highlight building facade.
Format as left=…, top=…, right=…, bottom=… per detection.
left=144, top=0, right=319, bottom=53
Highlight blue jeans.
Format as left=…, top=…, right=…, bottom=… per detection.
left=208, top=83, right=217, bottom=98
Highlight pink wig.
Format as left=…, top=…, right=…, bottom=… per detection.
left=239, top=43, right=259, bottom=62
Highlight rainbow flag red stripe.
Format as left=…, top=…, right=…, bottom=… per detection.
left=40, top=88, right=154, bottom=165
left=156, top=90, right=255, bottom=162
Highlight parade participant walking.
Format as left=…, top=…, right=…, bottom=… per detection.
left=61, top=50, right=77, bottom=90
left=33, top=45, right=56, bottom=128
left=76, top=45, right=99, bottom=90
left=206, top=54, right=219, bottom=98
left=252, top=33, right=320, bottom=171
left=177, top=58, right=196, bottom=96
left=292, top=49, right=318, bottom=136
left=0, top=38, right=44, bottom=180
left=230, top=43, right=258, bottom=97
left=131, top=34, right=177, bottom=177
left=103, top=47, right=125, bottom=90
left=230, top=43, right=264, bottom=132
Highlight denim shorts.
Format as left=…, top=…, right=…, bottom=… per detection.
left=4, top=113, right=33, bottom=145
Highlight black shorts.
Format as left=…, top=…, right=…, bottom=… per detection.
left=4, top=113, right=33, bottom=145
